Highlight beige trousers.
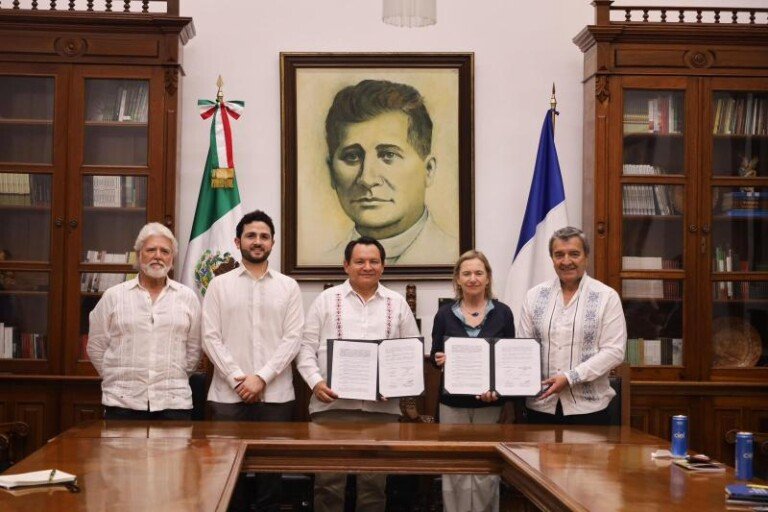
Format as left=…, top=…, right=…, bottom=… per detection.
left=439, top=404, right=502, bottom=512
left=311, top=409, right=400, bottom=512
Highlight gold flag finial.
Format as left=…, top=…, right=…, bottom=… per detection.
left=216, top=75, right=224, bottom=103
left=550, top=82, right=558, bottom=134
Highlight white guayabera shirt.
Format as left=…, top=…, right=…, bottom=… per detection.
left=87, top=278, right=202, bottom=411
left=296, top=280, right=420, bottom=416
left=519, top=274, right=627, bottom=416
left=202, top=266, right=304, bottom=404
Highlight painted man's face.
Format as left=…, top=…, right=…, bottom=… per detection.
left=329, top=111, right=436, bottom=240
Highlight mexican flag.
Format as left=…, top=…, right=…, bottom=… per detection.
left=180, top=98, right=245, bottom=298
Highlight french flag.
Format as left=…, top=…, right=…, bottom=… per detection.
left=504, top=110, right=569, bottom=324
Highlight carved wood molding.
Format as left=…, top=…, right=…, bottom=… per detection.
left=54, top=36, right=87, bottom=57
left=632, top=381, right=768, bottom=397
left=164, top=66, right=179, bottom=95
left=596, top=75, right=609, bottom=103
left=684, top=49, right=715, bottom=69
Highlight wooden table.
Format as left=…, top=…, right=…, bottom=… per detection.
left=499, top=442, right=742, bottom=512
left=0, top=421, right=748, bottom=511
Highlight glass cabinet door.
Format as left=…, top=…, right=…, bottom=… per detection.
left=709, top=87, right=768, bottom=373
left=0, top=76, right=54, bottom=164
left=83, top=79, right=149, bottom=166
left=620, top=88, right=688, bottom=370
left=0, top=271, right=50, bottom=361
left=81, top=174, right=148, bottom=261
left=0, top=71, right=62, bottom=372
left=69, top=68, right=160, bottom=375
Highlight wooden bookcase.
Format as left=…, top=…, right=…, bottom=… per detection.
left=0, top=2, right=193, bottom=454
left=575, top=1, right=768, bottom=463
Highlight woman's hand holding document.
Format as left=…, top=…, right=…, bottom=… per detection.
left=443, top=337, right=543, bottom=397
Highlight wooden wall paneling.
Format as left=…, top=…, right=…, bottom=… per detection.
left=11, top=382, right=58, bottom=455
left=60, top=380, right=102, bottom=431
left=629, top=406, right=652, bottom=433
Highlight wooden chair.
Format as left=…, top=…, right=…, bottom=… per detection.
left=607, top=363, right=631, bottom=426
left=0, top=421, right=30, bottom=472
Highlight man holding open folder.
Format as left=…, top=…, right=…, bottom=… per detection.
left=296, top=236, right=420, bottom=512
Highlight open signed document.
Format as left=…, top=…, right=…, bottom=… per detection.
left=443, top=337, right=542, bottom=397
left=327, top=337, right=424, bottom=401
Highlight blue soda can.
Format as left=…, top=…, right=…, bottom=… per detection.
left=671, top=415, right=688, bottom=457
left=735, top=432, right=754, bottom=480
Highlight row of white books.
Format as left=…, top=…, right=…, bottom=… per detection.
left=622, top=184, right=678, bottom=215
left=622, top=256, right=662, bottom=270
left=622, top=278, right=664, bottom=299
left=623, top=164, right=661, bottom=176
left=81, top=250, right=137, bottom=292
left=626, top=338, right=683, bottom=366
left=0, top=172, right=30, bottom=194
left=84, top=175, right=146, bottom=208
left=0, top=173, right=51, bottom=206
left=0, top=322, right=47, bottom=360
left=623, top=96, right=683, bottom=134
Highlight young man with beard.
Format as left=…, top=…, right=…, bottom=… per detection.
left=87, top=222, right=202, bottom=420
left=202, top=210, right=304, bottom=512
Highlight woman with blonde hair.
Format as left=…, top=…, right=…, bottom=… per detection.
left=430, top=250, right=515, bottom=512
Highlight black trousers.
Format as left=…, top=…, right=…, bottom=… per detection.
left=103, top=406, right=192, bottom=421
left=209, top=401, right=294, bottom=512
left=525, top=400, right=611, bottom=426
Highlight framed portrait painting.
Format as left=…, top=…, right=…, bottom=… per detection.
left=281, top=53, right=474, bottom=280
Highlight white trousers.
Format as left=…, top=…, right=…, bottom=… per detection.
left=439, top=404, right=502, bottom=512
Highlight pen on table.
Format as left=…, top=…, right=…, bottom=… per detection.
left=48, top=469, right=56, bottom=483
left=747, top=483, right=768, bottom=489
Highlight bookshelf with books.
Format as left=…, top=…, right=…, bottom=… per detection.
left=0, top=4, right=193, bottom=454
left=576, top=1, right=768, bottom=465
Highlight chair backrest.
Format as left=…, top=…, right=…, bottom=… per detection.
left=189, top=371, right=210, bottom=421
left=607, top=363, right=631, bottom=426
left=0, top=421, right=30, bottom=471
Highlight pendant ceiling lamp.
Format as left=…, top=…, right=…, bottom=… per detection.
left=383, top=0, right=437, bottom=28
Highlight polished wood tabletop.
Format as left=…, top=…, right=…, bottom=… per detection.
left=498, top=442, right=750, bottom=512
left=0, top=421, right=734, bottom=511
left=0, top=437, right=243, bottom=512
left=61, top=420, right=662, bottom=445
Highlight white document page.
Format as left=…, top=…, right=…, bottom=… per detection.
left=329, top=339, right=379, bottom=401
left=494, top=338, right=541, bottom=396
left=378, top=337, right=424, bottom=398
left=0, top=469, right=76, bottom=489
left=443, top=337, right=490, bottom=395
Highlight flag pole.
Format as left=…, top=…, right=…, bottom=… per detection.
left=216, top=75, right=224, bottom=103
left=550, top=82, right=557, bottom=135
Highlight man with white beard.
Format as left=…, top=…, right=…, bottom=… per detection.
left=87, top=222, right=202, bottom=420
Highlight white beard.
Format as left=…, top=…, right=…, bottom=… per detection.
left=141, top=262, right=171, bottom=280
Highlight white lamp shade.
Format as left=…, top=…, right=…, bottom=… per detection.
left=383, top=0, right=437, bottom=28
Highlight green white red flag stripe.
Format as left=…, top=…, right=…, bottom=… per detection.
left=181, top=98, right=245, bottom=298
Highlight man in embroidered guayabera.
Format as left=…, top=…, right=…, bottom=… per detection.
left=88, top=222, right=202, bottom=421
left=296, top=236, right=420, bottom=512
left=519, top=226, right=627, bottom=425
left=202, top=210, right=304, bottom=512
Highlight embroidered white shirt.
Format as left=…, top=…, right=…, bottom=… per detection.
left=519, top=275, right=626, bottom=416
left=87, top=278, right=202, bottom=411
left=296, top=280, right=420, bottom=415
left=202, top=266, right=304, bottom=404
